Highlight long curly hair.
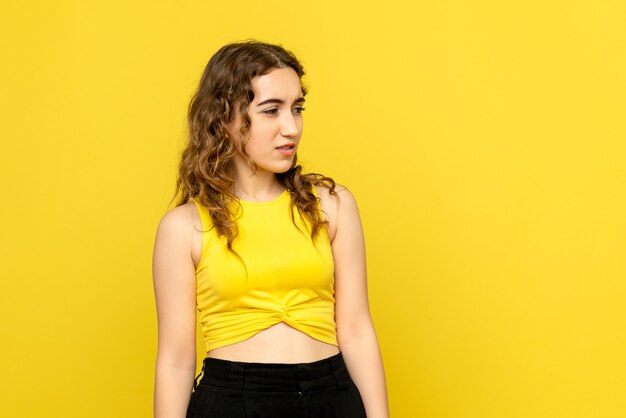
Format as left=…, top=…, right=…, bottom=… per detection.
left=172, top=40, right=337, bottom=257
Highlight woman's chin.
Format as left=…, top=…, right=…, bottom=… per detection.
left=268, top=161, right=296, bottom=174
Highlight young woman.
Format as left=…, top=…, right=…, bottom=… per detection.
left=152, top=40, right=389, bottom=418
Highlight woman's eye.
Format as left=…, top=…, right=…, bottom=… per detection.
left=293, top=107, right=306, bottom=114
left=263, top=108, right=278, bottom=115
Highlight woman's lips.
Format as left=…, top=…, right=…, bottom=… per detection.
left=275, top=143, right=296, bottom=156
left=276, top=147, right=295, bottom=156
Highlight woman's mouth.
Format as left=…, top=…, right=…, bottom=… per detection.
left=275, top=144, right=296, bottom=156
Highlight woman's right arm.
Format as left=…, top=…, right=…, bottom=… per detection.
left=152, top=205, right=198, bottom=418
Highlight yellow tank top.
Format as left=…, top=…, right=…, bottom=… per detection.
left=191, top=186, right=337, bottom=352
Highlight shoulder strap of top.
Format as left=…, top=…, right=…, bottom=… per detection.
left=310, top=183, right=320, bottom=199
left=190, top=197, right=214, bottom=230
left=308, top=184, right=323, bottom=215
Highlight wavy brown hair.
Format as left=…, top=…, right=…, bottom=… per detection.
left=171, top=40, right=337, bottom=258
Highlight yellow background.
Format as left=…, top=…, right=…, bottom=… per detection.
left=2, top=1, right=625, bottom=417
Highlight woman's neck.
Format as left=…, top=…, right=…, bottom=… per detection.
left=232, top=173, right=284, bottom=202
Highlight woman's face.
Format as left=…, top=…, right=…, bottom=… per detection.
left=231, top=67, right=305, bottom=176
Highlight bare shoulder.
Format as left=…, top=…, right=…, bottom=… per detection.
left=153, top=200, right=204, bottom=283
left=154, top=201, right=204, bottom=263
left=314, top=181, right=353, bottom=199
left=313, top=182, right=358, bottom=242
left=156, top=201, right=200, bottom=238
left=314, top=182, right=358, bottom=209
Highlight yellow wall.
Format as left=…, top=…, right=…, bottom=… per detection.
left=2, top=1, right=625, bottom=417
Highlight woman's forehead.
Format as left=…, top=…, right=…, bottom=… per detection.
left=251, top=68, right=303, bottom=103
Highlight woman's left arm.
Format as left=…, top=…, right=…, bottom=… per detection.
left=331, top=185, right=390, bottom=418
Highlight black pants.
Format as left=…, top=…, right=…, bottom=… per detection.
left=186, top=352, right=367, bottom=418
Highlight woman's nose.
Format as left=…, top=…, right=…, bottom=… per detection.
left=281, top=113, right=299, bottom=136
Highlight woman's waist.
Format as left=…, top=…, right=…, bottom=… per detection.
left=206, top=322, right=339, bottom=363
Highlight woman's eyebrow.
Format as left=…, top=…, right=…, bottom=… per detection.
left=256, top=97, right=306, bottom=106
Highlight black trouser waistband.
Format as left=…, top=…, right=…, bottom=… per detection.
left=194, top=352, right=350, bottom=397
